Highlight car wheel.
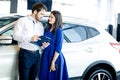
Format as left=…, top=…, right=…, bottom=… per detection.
left=85, top=67, right=113, bottom=80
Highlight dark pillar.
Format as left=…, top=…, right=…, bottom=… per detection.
left=117, top=13, right=120, bottom=42
left=10, top=0, right=18, bottom=13
left=107, top=24, right=113, bottom=35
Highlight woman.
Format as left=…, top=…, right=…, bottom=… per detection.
left=39, top=10, right=69, bottom=80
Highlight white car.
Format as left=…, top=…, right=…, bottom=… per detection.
left=0, top=15, right=120, bottom=80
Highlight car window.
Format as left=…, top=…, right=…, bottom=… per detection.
left=63, top=24, right=87, bottom=42
left=0, top=17, right=19, bottom=28
left=2, top=27, right=14, bottom=36
left=41, top=21, right=67, bottom=42
left=87, top=27, right=100, bottom=37
left=41, top=21, right=47, bottom=28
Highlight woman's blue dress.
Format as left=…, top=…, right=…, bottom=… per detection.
left=39, top=28, right=69, bottom=80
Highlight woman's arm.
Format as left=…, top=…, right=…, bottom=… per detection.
left=50, top=28, right=63, bottom=72
left=50, top=51, right=59, bottom=72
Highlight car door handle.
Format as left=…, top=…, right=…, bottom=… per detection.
left=84, top=47, right=93, bottom=53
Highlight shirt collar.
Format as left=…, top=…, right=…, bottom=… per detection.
left=28, top=15, right=39, bottom=23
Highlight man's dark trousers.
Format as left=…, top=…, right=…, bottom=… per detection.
left=18, top=48, right=40, bottom=80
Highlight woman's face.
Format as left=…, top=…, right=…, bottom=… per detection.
left=48, top=13, right=55, bottom=25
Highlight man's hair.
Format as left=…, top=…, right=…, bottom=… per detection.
left=32, top=2, right=47, bottom=13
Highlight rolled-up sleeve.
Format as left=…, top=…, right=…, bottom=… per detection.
left=55, top=28, right=63, bottom=54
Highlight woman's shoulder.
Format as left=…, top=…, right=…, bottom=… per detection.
left=56, top=27, right=63, bottom=34
left=57, top=27, right=62, bottom=31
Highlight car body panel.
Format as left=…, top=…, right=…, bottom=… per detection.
left=0, top=45, right=19, bottom=80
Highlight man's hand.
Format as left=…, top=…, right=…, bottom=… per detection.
left=31, top=35, right=40, bottom=42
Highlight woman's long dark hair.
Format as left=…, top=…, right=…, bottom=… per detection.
left=45, top=10, right=62, bottom=35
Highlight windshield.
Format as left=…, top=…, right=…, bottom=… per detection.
left=0, top=15, right=23, bottom=28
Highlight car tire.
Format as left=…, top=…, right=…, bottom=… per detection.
left=85, top=67, right=113, bottom=80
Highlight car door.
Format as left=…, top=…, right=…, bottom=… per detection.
left=62, top=23, right=100, bottom=78
left=0, top=26, right=19, bottom=80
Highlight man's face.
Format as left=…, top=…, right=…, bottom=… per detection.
left=35, top=9, right=46, bottom=21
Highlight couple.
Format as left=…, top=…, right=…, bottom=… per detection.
left=13, top=2, right=69, bottom=80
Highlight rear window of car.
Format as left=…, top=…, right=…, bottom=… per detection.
left=87, top=26, right=100, bottom=37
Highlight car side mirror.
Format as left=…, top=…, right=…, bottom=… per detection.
left=0, top=35, right=12, bottom=44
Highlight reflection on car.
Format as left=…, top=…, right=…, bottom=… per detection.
left=0, top=15, right=120, bottom=80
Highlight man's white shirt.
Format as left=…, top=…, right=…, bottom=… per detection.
left=13, top=15, right=44, bottom=51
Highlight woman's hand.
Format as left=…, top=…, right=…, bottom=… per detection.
left=42, top=42, right=50, bottom=48
left=50, top=61, right=56, bottom=72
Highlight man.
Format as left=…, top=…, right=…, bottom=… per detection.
left=13, top=2, right=47, bottom=80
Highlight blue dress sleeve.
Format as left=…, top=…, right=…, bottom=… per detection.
left=55, top=28, right=63, bottom=54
